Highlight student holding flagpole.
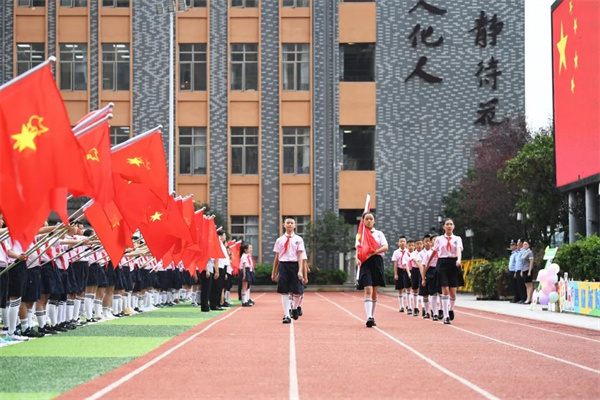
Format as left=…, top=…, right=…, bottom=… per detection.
left=355, top=194, right=388, bottom=328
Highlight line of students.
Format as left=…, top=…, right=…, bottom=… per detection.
left=357, top=214, right=464, bottom=327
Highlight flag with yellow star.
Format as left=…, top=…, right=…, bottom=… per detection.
left=111, top=130, right=169, bottom=205
left=0, top=64, right=91, bottom=246
left=552, top=0, right=600, bottom=188
left=85, top=200, right=132, bottom=266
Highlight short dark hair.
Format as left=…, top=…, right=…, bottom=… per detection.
left=422, top=234, right=431, bottom=241
left=362, top=212, right=375, bottom=220
left=283, top=216, right=296, bottom=223
left=407, top=238, right=415, bottom=244
left=83, top=228, right=94, bottom=237
left=398, top=235, right=406, bottom=240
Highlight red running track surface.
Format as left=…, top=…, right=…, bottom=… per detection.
left=59, top=292, right=600, bottom=400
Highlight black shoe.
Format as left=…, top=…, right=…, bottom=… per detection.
left=422, top=308, right=426, bottom=316
left=432, top=315, right=439, bottom=322
left=242, top=302, right=252, bottom=307
left=248, top=299, right=255, bottom=305
left=372, top=319, right=377, bottom=327
left=449, top=310, right=455, bottom=321
left=201, top=308, right=210, bottom=312
left=291, top=309, right=299, bottom=320
left=413, top=310, right=419, bottom=317
left=222, top=302, right=232, bottom=307
left=282, top=316, right=292, bottom=324
left=210, top=306, right=225, bottom=311
left=53, top=324, right=68, bottom=332
left=407, top=309, right=412, bottom=316
left=438, top=310, right=443, bottom=320
left=399, top=307, right=404, bottom=313
left=117, top=312, right=126, bottom=317
left=22, top=327, right=44, bottom=338
left=423, top=312, right=430, bottom=319
left=443, top=317, right=451, bottom=325
left=297, top=306, right=303, bottom=316
left=366, top=317, right=375, bottom=328
left=63, top=322, right=77, bottom=330
left=37, top=326, right=52, bottom=335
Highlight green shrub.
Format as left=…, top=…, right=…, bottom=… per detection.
left=384, top=267, right=395, bottom=285
left=310, top=268, right=347, bottom=284
left=469, top=259, right=512, bottom=300
left=553, top=234, right=600, bottom=281
left=253, top=264, right=275, bottom=285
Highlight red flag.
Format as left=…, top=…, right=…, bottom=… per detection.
left=0, top=64, right=90, bottom=245
left=111, top=130, right=169, bottom=204
left=205, top=217, right=225, bottom=259
left=355, top=193, right=378, bottom=263
left=74, top=121, right=114, bottom=205
left=85, top=201, right=132, bottom=266
left=229, top=240, right=242, bottom=275
left=74, top=105, right=112, bottom=130
left=112, top=175, right=153, bottom=232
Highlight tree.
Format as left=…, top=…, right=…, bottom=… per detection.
left=500, top=129, right=569, bottom=246
left=305, top=211, right=355, bottom=269
left=443, top=117, right=530, bottom=258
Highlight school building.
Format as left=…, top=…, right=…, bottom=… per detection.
left=0, top=0, right=525, bottom=262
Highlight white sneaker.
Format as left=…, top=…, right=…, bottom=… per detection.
left=6, top=333, right=29, bottom=342
left=103, top=313, right=117, bottom=320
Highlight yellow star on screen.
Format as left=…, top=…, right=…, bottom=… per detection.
left=556, top=22, right=568, bottom=74
left=574, top=52, right=578, bottom=69
left=573, top=18, right=578, bottom=35
left=571, top=77, right=575, bottom=94
left=127, top=157, right=145, bottom=167
left=150, top=211, right=163, bottom=222
left=11, top=124, right=39, bottom=152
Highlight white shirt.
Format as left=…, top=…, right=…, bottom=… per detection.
left=370, top=229, right=388, bottom=258
left=240, top=253, right=255, bottom=271
left=0, top=240, right=12, bottom=267
left=392, top=248, right=409, bottom=269
left=273, top=233, right=305, bottom=262
left=217, top=241, right=230, bottom=269
left=433, top=234, right=463, bottom=258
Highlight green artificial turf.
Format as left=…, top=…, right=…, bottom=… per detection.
left=0, top=302, right=234, bottom=399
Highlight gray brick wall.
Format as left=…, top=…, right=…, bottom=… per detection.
left=132, top=1, right=171, bottom=157
left=48, top=0, right=56, bottom=75
left=0, top=1, right=14, bottom=84
left=90, top=1, right=99, bottom=110
left=375, top=0, right=525, bottom=240
left=209, top=1, right=229, bottom=221
left=260, top=2, right=280, bottom=263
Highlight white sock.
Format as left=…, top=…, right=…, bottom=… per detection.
left=298, top=294, right=304, bottom=307
left=27, top=308, right=34, bottom=328
left=371, top=300, right=377, bottom=318
left=364, top=299, right=373, bottom=319
left=48, top=301, right=58, bottom=326
left=398, top=295, right=403, bottom=309
left=36, top=311, right=46, bottom=328
left=282, top=295, right=291, bottom=318
left=402, top=293, right=408, bottom=308
left=59, top=301, right=66, bottom=324
left=74, top=297, right=82, bottom=320
left=424, top=298, right=429, bottom=315
left=242, top=292, right=247, bottom=303
left=67, top=299, right=75, bottom=321
left=94, top=300, right=102, bottom=317
left=431, top=295, right=438, bottom=315
left=450, top=297, right=456, bottom=311
left=224, top=291, right=230, bottom=303
left=85, top=294, right=94, bottom=319
left=292, top=295, right=301, bottom=309
left=103, top=307, right=110, bottom=317
left=417, top=295, right=423, bottom=309
left=112, top=295, right=121, bottom=314
left=246, top=289, right=251, bottom=302
left=21, top=317, right=29, bottom=331
left=8, top=298, right=21, bottom=334
left=144, top=292, right=151, bottom=307
left=442, top=295, right=450, bottom=319
left=127, top=292, right=132, bottom=309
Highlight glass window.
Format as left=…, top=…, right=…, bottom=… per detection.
left=102, top=0, right=129, bottom=7
left=282, top=216, right=309, bottom=237
left=231, top=127, right=259, bottom=175
left=185, top=0, right=206, bottom=7
left=102, top=43, right=130, bottom=91
left=283, top=0, right=309, bottom=6
left=179, top=43, right=207, bottom=91
left=179, top=127, right=207, bottom=175
left=231, top=0, right=257, bottom=7
left=341, top=43, right=375, bottom=82
left=16, top=43, right=45, bottom=76
left=282, top=44, right=309, bottom=91
left=60, top=0, right=87, bottom=6
left=342, top=126, right=375, bottom=171
left=282, top=127, right=310, bottom=174
left=18, top=0, right=46, bottom=6
left=59, top=44, right=87, bottom=91
left=109, top=126, right=130, bottom=146
left=230, top=216, right=259, bottom=252
left=231, top=44, right=258, bottom=91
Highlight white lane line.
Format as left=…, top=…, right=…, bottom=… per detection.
left=289, top=320, right=300, bottom=400
left=368, top=296, right=600, bottom=375
left=316, top=293, right=500, bottom=400
left=86, top=296, right=265, bottom=400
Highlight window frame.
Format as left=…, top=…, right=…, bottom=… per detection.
left=16, top=43, right=45, bottom=76
left=102, top=0, right=130, bottom=7
left=18, top=0, right=46, bottom=7
left=185, top=0, right=206, bottom=7
left=102, top=43, right=130, bottom=91
left=230, top=216, right=260, bottom=254
left=230, top=43, right=258, bottom=91
left=109, top=126, right=130, bottom=146
left=282, top=216, right=310, bottom=237
left=179, top=127, right=207, bottom=175
left=179, top=43, right=207, bottom=91
left=60, top=0, right=87, bottom=6
left=231, top=127, right=259, bottom=175
left=231, top=0, right=258, bottom=8
left=282, top=127, right=310, bottom=175
left=282, top=43, right=310, bottom=91
left=59, top=43, right=88, bottom=91
left=341, top=126, right=375, bottom=171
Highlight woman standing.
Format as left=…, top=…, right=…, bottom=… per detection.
left=355, top=212, right=388, bottom=328
left=521, top=240, right=534, bottom=304
left=425, top=219, right=463, bottom=325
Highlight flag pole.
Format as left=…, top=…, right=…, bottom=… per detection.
left=73, top=103, right=114, bottom=134
left=74, top=113, right=113, bottom=137
left=0, top=56, right=56, bottom=91
left=110, top=126, right=163, bottom=152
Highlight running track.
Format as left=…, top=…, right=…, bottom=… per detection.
left=59, top=292, right=600, bottom=399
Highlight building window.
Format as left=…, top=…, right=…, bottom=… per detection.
left=282, top=44, right=309, bottom=91
left=102, top=44, right=130, bottom=91
left=282, top=216, right=309, bottom=237
left=185, top=0, right=206, bottom=6
left=283, top=127, right=310, bottom=174
left=179, top=127, right=207, bottom=175
left=341, top=0, right=374, bottom=2
left=59, top=44, right=87, bottom=91
left=18, top=0, right=45, bottom=6
left=341, top=43, right=375, bottom=82
left=102, top=0, right=129, bottom=7
left=231, top=127, right=258, bottom=175
left=283, top=0, right=309, bottom=6
left=109, top=126, right=130, bottom=145
left=230, top=216, right=259, bottom=251
left=60, top=0, right=87, bottom=6
left=179, top=43, right=207, bottom=91
left=231, top=44, right=258, bottom=91
left=231, top=0, right=257, bottom=7
left=16, top=43, right=45, bottom=76
left=342, top=126, right=374, bottom=171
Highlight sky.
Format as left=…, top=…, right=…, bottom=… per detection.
left=525, top=0, right=556, bottom=132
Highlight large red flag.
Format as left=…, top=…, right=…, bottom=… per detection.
left=355, top=193, right=378, bottom=264
left=112, top=175, right=152, bottom=232
left=74, top=120, right=114, bottom=205
left=85, top=201, right=132, bottom=266
left=229, top=240, right=242, bottom=276
left=0, top=63, right=90, bottom=245
left=111, top=130, right=169, bottom=204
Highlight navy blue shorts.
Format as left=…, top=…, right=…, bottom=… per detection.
left=276, top=262, right=303, bottom=295
left=40, top=262, right=58, bottom=296
left=97, top=264, right=108, bottom=288
left=410, top=268, right=420, bottom=290
left=394, top=267, right=406, bottom=290
left=0, top=267, right=8, bottom=308
left=105, top=263, right=116, bottom=287
left=140, top=269, right=151, bottom=290
left=402, top=269, right=412, bottom=290
left=437, top=258, right=459, bottom=288
left=419, top=267, right=439, bottom=296
left=114, top=267, right=125, bottom=291
left=7, top=260, right=27, bottom=298
left=23, top=266, right=42, bottom=303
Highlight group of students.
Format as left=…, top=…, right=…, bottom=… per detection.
left=356, top=213, right=464, bottom=327
left=508, top=238, right=535, bottom=304
left=0, top=209, right=260, bottom=344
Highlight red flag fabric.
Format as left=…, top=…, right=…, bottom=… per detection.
left=0, top=64, right=90, bottom=245
left=85, top=201, right=131, bottom=266
left=355, top=194, right=378, bottom=263
left=74, top=121, right=114, bottom=205
left=229, top=240, right=242, bottom=275
left=74, top=106, right=112, bottom=130
left=205, top=217, right=225, bottom=259
left=112, top=175, right=152, bottom=232
left=111, top=131, right=169, bottom=204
